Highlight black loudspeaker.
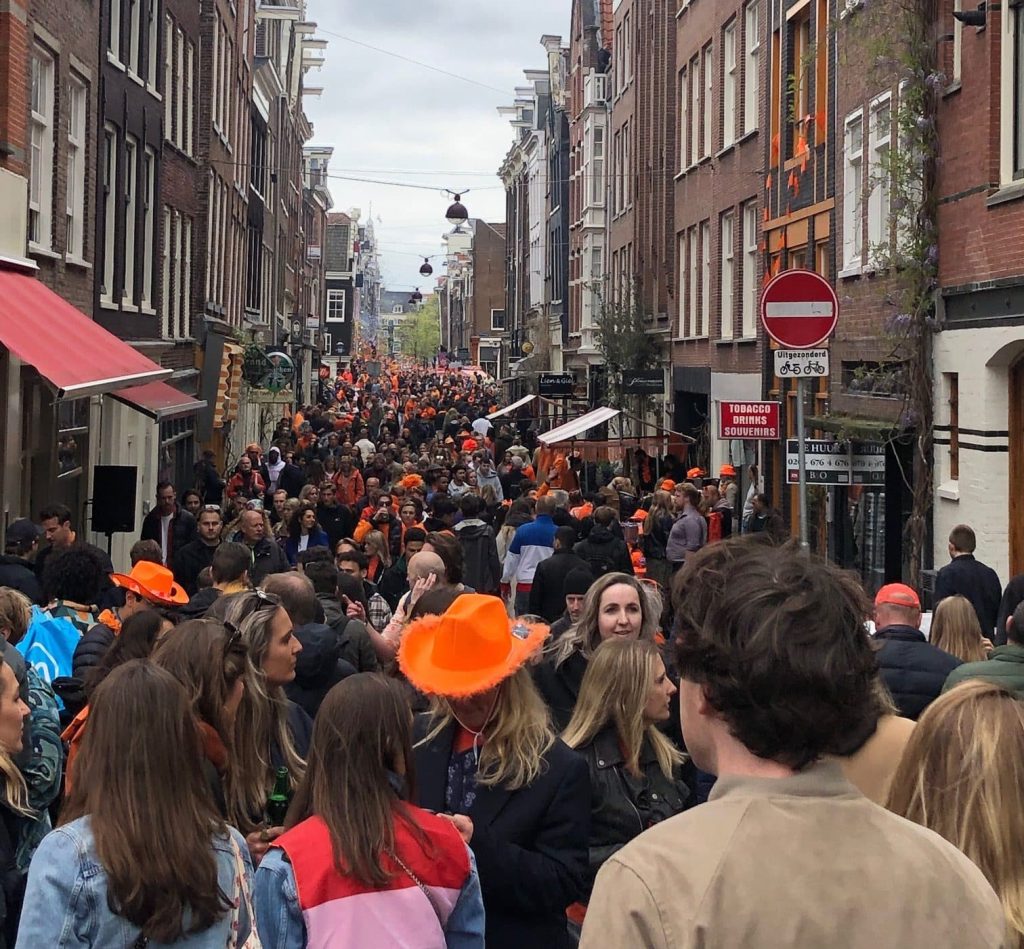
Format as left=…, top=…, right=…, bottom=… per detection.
left=91, top=466, right=138, bottom=534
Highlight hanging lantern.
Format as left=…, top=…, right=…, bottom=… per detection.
left=410, top=288, right=423, bottom=304
left=445, top=194, right=469, bottom=227
left=419, top=258, right=434, bottom=276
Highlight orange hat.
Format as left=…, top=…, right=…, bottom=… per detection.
left=661, top=479, right=676, bottom=491
left=462, top=438, right=478, bottom=451
left=399, top=594, right=549, bottom=697
left=687, top=467, right=706, bottom=479
left=245, top=443, right=262, bottom=454
left=719, top=464, right=737, bottom=478
left=111, top=561, right=188, bottom=606
left=874, top=583, right=920, bottom=611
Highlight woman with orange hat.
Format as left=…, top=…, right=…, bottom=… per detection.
left=400, top=595, right=589, bottom=949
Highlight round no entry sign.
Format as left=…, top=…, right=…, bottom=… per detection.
left=760, top=269, right=839, bottom=348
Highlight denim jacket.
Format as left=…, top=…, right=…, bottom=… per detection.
left=15, top=817, right=254, bottom=948
left=254, top=844, right=486, bottom=949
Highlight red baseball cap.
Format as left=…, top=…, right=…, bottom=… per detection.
left=874, top=583, right=920, bottom=610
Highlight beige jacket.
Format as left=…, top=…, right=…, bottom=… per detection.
left=581, top=761, right=1004, bottom=949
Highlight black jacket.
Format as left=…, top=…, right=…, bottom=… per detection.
left=140, top=505, right=197, bottom=565
left=529, top=550, right=591, bottom=623
left=246, top=537, right=290, bottom=587
left=533, top=649, right=589, bottom=731
left=316, top=593, right=380, bottom=672
left=0, top=556, right=42, bottom=605
left=284, top=622, right=357, bottom=719
left=997, top=574, right=1024, bottom=645
left=576, top=727, right=690, bottom=895
left=172, top=539, right=219, bottom=596
left=875, top=624, right=962, bottom=720
left=935, top=554, right=1003, bottom=637
left=316, top=502, right=355, bottom=550
left=413, top=718, right=590, bottom=949
left=453, top=519, right=501, bottom=595
left=573, top=526, right=633, bottom=578
left=260, top=462, right=305, bottom=499
left=641, top=514, right=673, bottom=562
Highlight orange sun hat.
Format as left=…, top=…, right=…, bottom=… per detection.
left=111, top=561, right=188, bottom=606
left=398, top=594, right=549, bottom=698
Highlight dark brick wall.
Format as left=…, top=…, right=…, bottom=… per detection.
left=470, top=222, right=507, bottom=340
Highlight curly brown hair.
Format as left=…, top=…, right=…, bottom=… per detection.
left=671, top=536, right=879, bottom=770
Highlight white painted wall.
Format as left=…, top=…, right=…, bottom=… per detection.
left=710, top=371, right=765, bottom=475
left=931, top=324, right=1020, bottom=584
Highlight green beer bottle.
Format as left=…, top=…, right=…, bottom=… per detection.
left=265, top=767, right=290, bottom=826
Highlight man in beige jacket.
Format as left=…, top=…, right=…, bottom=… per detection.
left=582, top=538, right=1005, bottom=949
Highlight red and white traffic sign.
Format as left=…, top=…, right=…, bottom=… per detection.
left=720, top=401, right=781, bottom=440
left=760, top=269, right=839, bottom=349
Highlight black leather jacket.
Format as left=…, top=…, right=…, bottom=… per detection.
left=576, top=726, right=690, bottom=895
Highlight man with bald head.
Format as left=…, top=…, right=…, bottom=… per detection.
left=377, top=550, right=451, bottom=658
left=238, top=508, right=289, bottom=586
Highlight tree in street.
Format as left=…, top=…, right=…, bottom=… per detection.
left=397, top=297, right=441, bottom=366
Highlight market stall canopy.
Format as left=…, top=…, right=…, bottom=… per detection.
left=109, top=381, right=207, bottom=420
left=486, top=394, right=536, bottom=420
left=0, top=265, right=170, bottom=398
left=539, top=406, right=621, bottom=445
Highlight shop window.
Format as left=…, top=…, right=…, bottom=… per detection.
left=946, top=372, right=959, bottom=481
left=57, top=399, right=88, bottom=478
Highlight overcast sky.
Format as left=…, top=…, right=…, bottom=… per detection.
left=303, top=1, right=567, bottom=297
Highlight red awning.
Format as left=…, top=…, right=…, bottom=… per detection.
left=0, top=265, right=170, bottom=398
left=109, top=380, right=206, bottom=420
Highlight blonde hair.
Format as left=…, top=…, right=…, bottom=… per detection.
left=0, top=588, right=32, bottom=645
left=886, top=680, right=1024, bottom=947
left=421, top=667, right=554, bottom=790
left=563, top=638, right=683, bottom=779
left=364, top=529, right=392, bottom=568
left=931, top=595, right=988, bottom=663
left=550, top=572, right=658, bottom=668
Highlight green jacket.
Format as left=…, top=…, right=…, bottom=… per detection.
left=942, top=643, right=1024, bottom=696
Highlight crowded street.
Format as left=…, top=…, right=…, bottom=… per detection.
left=0, top=0, right=1023, bottom=944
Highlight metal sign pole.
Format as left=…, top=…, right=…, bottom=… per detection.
left=797, top=377, right=809, bottom=550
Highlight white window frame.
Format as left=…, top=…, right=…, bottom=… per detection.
left=677, top=231, right=687, bottom=338
left=1001, top=0, right=1024, bottom=184
left=690, top=55, right=700, bottom=166
left=702, top=43, right=714, bottom=158
left=723, top=20, right=738, bottom=149
left=952, top=0, right=962, bottom=85
left=491, top=308, right=506, bottom=330
left=184, top=41, right=194, bottom=155
left=29, top=48, right=54, bottom=251
left=843, top=108, right=865, bottom=271
left=327, top=288, right=346, bottom=323
left=161, top=207, right=171, bottom=337
left=175, top=29, right=184, bottom=150
left=622, top=121, right=632, bottom=208
left=700, top=219, right=711, bottom=337
left=146, top=0, right=158, bottom=88
left=744, top=1, right=761, bottom=135
left=172, top=209, right=182, bottom=334
left=741, top=200, right=758, bottom=338
left=102, top=124, right=118, bottom=303
left=687, top=225, right=698, bottom=337
left=128, top=0, right=141, bottom=77
left=720, top=210, right=735, bottom=339
left=109, top=0, right=121, bottom=61
left=66, top=76, right=87, bottom=260
left=163, top=14, right=172, bottom=138
left=123, top=135, right=138, bottom=307
left=679, top=67, right=688, bottom=170
left=591, top=124, right=605, bottom=207
left=141, top=147, right=155, bottom=310
left=867, top=94, right=891, bottom=255
left=182, top=216, right=192, bottom=337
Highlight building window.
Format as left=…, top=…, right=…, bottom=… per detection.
left=591, top=125, right=605, bottom=206
left=29, top=49, right=54, bottom=250
left=741, top=200, right=758, bottom=337
left=102, top=124, right=118, bottom=302
left=867, top=94, right=891, bottom=253
left=66, top=76, right=87, bottom=259
left=141, top=148, right=155, bottom=309
left=690, top=55, right=700, bottom=165
left=946, top=372, right=959, bottom=481
left=720, top=210, right=735, bottom=339
left=700, top=219, right=711, bottom=337
left=687, top=225, right=698, bottom=337
left=843, top=109, right=864, bottom=270
left=175, top=30, right=184, bottom=151
left=182, top=217, right=192, bottom=337
left=124, top=136, right=138, bottom=306
left=172, top=209, right=182, bottom=333
left=184, top=41, right=194, bottom=154
left=491, top=308, right=506, bottom=330
left=146, top=0, right=158, bottom=87
left=327, top=288, right=346, bottom=323
left=744, top=1, right=760, bottom=135
left=622, top=121, right=632, bottom=207
left=723, top=20, right=737, bottom=149
left=679, top=67, right=688, bottom=169
left=163, top=15, right=172, bottom=138
left=1002, top=1, right=1024, bottom=182
left=109, top=0, right=121, bottom=60
left=161, top=207, right=171, bottom=337
left=789, top=8, right=811, bottom=157
left=392, top=305, right=403, bottom=315
left=677, top=231, right=687, bottom=337
left=128, top=0, right=141, bottom=76
left=702, top=43, right=713, bottom=158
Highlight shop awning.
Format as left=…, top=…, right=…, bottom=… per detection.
left=109, top=380, right=207, bottom=420
left=540, top=406, right=621, bottom=445
left=487, top=394, right=536, bottom=420
left=0, top=265, right=170, bottom=398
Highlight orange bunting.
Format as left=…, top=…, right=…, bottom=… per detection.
left=770, top=132, right=780, bottom=166
left=763, top=206, right=770, bottom=223
left=765, top=174, right=772, bottom=190
left=776, top=231, right=787, bottom=251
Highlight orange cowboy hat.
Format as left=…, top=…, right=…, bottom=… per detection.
left=111, top=561, right=188, bottom=606
left=687, top=467, right=706, bottom=479
left=398, top=595, right=549, bottom=698
left=719, top=464, right=738, bottom=478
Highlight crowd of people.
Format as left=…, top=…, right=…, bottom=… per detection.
left=0, top=360, right=1022, bottom=946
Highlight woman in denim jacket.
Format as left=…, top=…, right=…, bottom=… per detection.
left=255, top=674, right=485, bottom=948
left=16, top=661, right=256, bottom=947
